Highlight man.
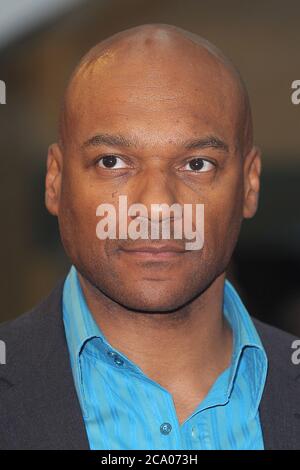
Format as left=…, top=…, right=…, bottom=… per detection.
left=0, top=23, right=299, bottom=450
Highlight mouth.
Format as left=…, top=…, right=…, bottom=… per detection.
left=119, top=243, right=187, bottom=261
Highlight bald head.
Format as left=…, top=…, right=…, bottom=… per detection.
left=59, top=23, right=253, bottom=156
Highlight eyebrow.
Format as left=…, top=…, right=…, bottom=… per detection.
left=184, top=135, right=229, bottom=152
left=81, top=133, right=135, bottom=150
left=81, top=133, right=229, bottom=153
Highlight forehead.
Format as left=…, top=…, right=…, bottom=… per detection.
left=64, top=44, right=243, bottom=149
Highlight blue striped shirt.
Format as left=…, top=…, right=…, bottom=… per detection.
left=63, top=265, right=268, bottom=450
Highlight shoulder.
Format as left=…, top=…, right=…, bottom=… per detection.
left=252, top=316, right=300, bottom=379
left=0, top=278, right=65, bottom=338
left=0, top=278, right=66, bottom=382
left=253, top=316, right=299, bottom=346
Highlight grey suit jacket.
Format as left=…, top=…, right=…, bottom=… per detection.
left=0, top=279, right=299, bottom=450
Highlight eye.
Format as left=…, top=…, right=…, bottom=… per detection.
left=97, top=155, right=128, bottom=169
left=182, top=158, right=215, bottom=173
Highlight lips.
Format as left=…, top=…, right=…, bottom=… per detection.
left=119, top=242, right=186, bottom=260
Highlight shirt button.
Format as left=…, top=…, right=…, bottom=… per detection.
left=107, top=350, right=117, bottom=358
left=160, top=422, right=172, bottom=435
left=107, top=350, right=124, bottom=366
left=114, top=355, right=124, bottom=366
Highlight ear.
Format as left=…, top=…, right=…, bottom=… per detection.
left=243, top=146, right=262, bottom=219
left=45, top=143, right=63, bottom=216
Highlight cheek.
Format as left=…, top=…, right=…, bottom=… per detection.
left=58, top=178, right=105, bottom=256
left=204, top=180, right=244, bottom=251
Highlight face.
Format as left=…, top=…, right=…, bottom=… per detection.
left=45, top=40, right=260, bottom=312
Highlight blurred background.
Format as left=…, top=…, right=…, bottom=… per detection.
left=0, top=0, right=299, bottom=334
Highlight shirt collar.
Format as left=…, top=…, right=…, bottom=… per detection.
left=223, top=279, right=268, bottom=413
left=63, top=265, right=143, bottom=376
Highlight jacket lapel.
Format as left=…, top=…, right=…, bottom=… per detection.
left=254, top=318, right=300, bottom=449
left=0, top=279, right=90, bottom=449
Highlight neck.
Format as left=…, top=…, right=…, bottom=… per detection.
left=77, top=272, right=233, bottom=396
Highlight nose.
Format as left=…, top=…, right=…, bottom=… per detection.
left=129, top=168, right=179, bottom=223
